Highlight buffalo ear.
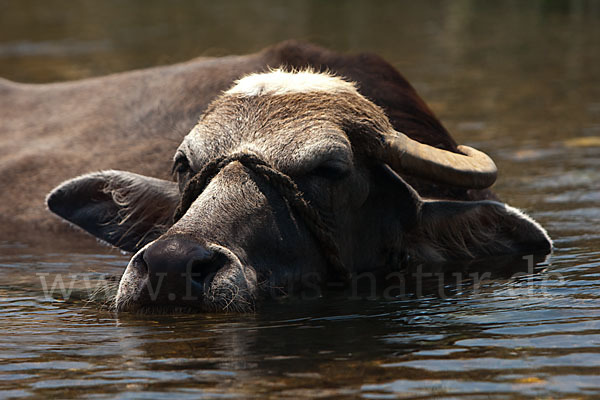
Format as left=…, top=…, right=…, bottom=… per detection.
left=46, top=170, right=180, bottom=252
left=406, top=199, right=552, bottom=261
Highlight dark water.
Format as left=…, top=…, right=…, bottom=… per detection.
left=1, top=1, right=600, bottom=398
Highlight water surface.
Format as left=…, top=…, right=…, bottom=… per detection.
left=1, top=1, right=600, bottom=398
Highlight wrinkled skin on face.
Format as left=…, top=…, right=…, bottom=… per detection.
left=117, top=84, right=404, bottom=312
left=47, top=71, right=552, bottom=313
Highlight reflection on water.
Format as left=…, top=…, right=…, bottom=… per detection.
left=1, top=0, right=600, bottom=398
left=1, top=249, right=600, bottom=398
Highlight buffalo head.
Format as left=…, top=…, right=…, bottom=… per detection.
left=47, top=70, right=552, bottom=313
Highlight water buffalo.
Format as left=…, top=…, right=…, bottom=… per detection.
left=1, top=41, right=551, bottom=312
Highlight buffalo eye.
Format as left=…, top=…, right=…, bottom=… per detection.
left=172, top=153, right=193, bottom=190
left=309, top=159, right=351, bottom=181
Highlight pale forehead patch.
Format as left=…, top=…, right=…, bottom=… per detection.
left=225, top=69, right=359, bottom=97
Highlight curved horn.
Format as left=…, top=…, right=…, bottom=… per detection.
left=382, top=131, right=497, bottom=189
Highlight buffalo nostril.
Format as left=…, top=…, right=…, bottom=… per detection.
left=140, top=236, right=228, bottom=303
left=130, top=250, right=149, bottom=275
left=188, top=252, right=228, bottom=287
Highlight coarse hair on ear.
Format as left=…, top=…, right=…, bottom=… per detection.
left=404, top=199, right=552, bottom=262
left=377, top=165, right=552, bottom=263
left=46, top=170, right=179, bottom=252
